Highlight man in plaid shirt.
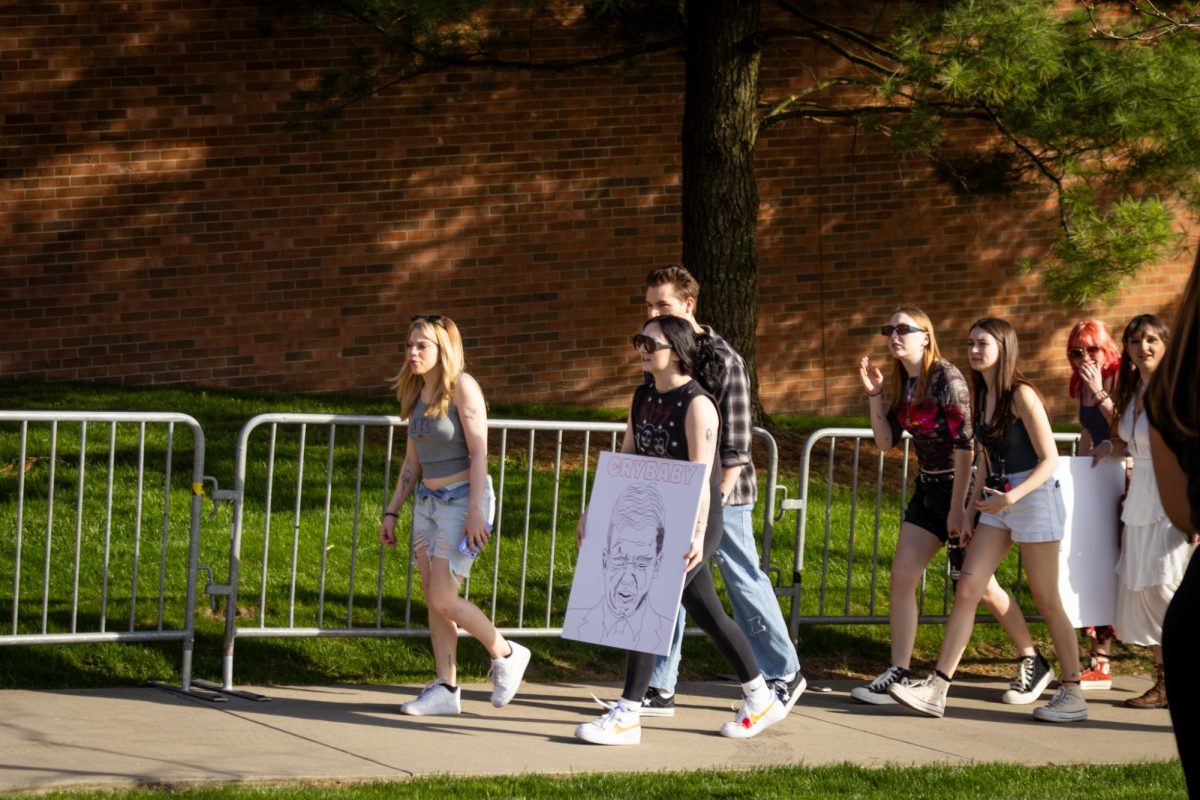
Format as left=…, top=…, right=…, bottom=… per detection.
left=639, top=265, right=804, bottom=716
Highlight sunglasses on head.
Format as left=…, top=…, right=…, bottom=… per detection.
left=632, top=334, right=672, bottom=354
left=1068, top=346, right=1102, bottom=359
left=881, top=324, right=926, bottom=337
left=411, top=314, right=445, bottom=325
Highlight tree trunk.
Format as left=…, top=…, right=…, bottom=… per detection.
left=681, top=0, right=765, bottom=422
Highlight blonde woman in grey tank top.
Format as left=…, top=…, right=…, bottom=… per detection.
left=379, top=315, right=531, bottom=716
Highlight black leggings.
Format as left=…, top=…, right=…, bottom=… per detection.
left=620, top=496, right=759, bottom=702
left=1163, top=550, right=1199, bottom=796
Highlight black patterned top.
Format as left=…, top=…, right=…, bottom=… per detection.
left=886, top=359, right=974, bottom=472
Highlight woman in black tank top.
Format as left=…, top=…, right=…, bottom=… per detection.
left=572, top=315, right=789, bottom=746
left=889, top=318, right=1088, bottom=724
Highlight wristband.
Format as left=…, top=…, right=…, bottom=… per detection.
left=383, top=511, right=399, bottom=519
left=866, top=389, right=883, bottom=398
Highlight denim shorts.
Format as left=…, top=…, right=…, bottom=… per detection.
left=412, top=475, right=495, bottom=580
left=976, top=468, right=1065, bottom=543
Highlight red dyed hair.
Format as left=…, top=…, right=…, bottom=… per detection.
left=1066, top=319, right=1122, bottom=398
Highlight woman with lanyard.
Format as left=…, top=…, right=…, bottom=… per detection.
left=853, top=308, right=1050, bottom=708
left=889, top=317, right=1086, bottom=722
left=379, top=314, right=531, bottom=716
left=1094, top=314, right=1195, bottom=709
left=1066, top=319, right=1122, bottom=690
left=573, top=314, right=789, bottom=745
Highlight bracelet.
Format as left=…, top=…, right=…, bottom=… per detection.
left=383, top=511, right=399, bottom=519
left=1094, top=390, right=1109, bottom=403
left=866, top=389, right=883, bottom=398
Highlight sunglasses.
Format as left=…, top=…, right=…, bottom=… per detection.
left=632, top=334, right=672, bottom=354
left=881, top=324, right=926, bottom=338
left=411, top=314, right=445, bottom=325
left=1067, top=346, right=1103, bottom=359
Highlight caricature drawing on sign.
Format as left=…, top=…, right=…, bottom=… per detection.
left=565, top=482, right=678, bottom=653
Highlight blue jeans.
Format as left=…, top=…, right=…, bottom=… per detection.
left=649, top=503, right=800, bottom=691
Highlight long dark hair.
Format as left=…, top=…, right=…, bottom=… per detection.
left=1112, top=314, right=1171, bottom=436
left=969, top=318, right=1041, bottom=452
left=645, top=315, right=725, bottom=396
left=1147, top=250, right=1200, bottom=451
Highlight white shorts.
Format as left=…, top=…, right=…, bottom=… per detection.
left=977, top=468, right=1065, bottom=544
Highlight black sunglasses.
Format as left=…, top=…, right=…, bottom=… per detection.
left=1068, top=346, right=1103, bottom=359
left=411, top=314, right=445, bottom=325
left=881, top=324, right=926, bottom=337
left=632, top=334, right=672, bottom=354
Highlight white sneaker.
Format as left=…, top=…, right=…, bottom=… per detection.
left=400, top=681, right=460, bottom=716
left=1033, top=683, right=1088, bottom=723
left=888, top=673, right=949, bottom=718
left=489, top=641, right=531, bottom=707
left=575, top=704, right=641, bottom=745
left=719, top=695, right=788, bottom=739
left=850, top=666, right=909, bottom=705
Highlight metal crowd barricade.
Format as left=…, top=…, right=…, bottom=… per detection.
left=199, top=413, right=784, bottom=694
left=788, top=427, right=1081, bottom=635
left=0, top=410, right=205, bottom=695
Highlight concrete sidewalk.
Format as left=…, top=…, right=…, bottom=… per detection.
left=0, top=675, right=1178, bottom=793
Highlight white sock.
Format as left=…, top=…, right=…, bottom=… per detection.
left=778, top=671, right=796, bottom=683
left=617, top=697, right=642, bottom=714
left=742, top=675, right=772, bottom=711
left=653, top=687, right=674, bottom=699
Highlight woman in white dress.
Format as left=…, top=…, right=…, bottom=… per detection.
left=1094, top=314, right=1197, bottom=708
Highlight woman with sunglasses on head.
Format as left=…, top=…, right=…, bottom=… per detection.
left=379, top=315, right=531, bottom=716
left=853, top=308, right=1049, bottom=707
left=1065, top=319, right=1123, bottom=689
left=573, top=315, right=788, bottom=745
left=889, top=318, right=1086, bottom=722
left=1093, top=314, right=1195, bottom=709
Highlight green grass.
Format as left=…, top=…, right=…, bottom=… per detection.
left=0, top=381, right=1139, bottom=692
left=1, top=762, right=1187, bottom=799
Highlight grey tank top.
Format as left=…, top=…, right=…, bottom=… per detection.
left=409, top=397, right=470, bottom=479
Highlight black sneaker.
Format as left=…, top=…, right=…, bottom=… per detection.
left=1002, top=651, right=1055, bottom=705
left=772, top=672, right=808, bottom=713
left=641, top=686, right=676, bottom=717
left=850, top=666, right=909, bottom=705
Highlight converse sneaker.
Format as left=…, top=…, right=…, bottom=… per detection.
left=888, top=673, right=949, bottom=718
left=850, top=666, right=909, bottom=705
left=1078, top=657, right=1112, bottom=691
left=772, top=672, right=808, bottom=714
left=488, top=641, right=531, bottom=707
left=399, top=680, right=461, bottom=716
left=1001, top=652, right=1055, bottom=705
left=575, top=704, right=641, bottom=745
left=719, top=694, right=788, bottom=739
left=640, top=686, right=676, bottom=717
left=1033, top=682, right=1088, bottom=723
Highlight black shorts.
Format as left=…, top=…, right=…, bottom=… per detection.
left=902, top=473, right=955, bottom=544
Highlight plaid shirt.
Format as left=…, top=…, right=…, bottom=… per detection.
left=699, top=326, right=757, bottom=507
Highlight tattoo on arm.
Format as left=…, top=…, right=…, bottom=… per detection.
left=400, top=469, right=413, bottom=493
left=462, top=405, right=480, bottom=421
left=705, top=428, right=715, bottom=443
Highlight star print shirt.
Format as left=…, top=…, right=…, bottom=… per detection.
left=631, top=379, right=720, bottom=479
left=885, top=359, right=974, bottom=472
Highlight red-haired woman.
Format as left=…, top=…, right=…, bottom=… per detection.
left=1066, top=319, right=1122, bottom=690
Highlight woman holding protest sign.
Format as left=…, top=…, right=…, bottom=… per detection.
left=572, top=314, right=788, bottom=745
left=1065, top=318, right=1123, bottom=689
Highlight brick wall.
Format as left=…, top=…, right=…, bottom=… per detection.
left=1, top=1, right=1193, bottom=421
